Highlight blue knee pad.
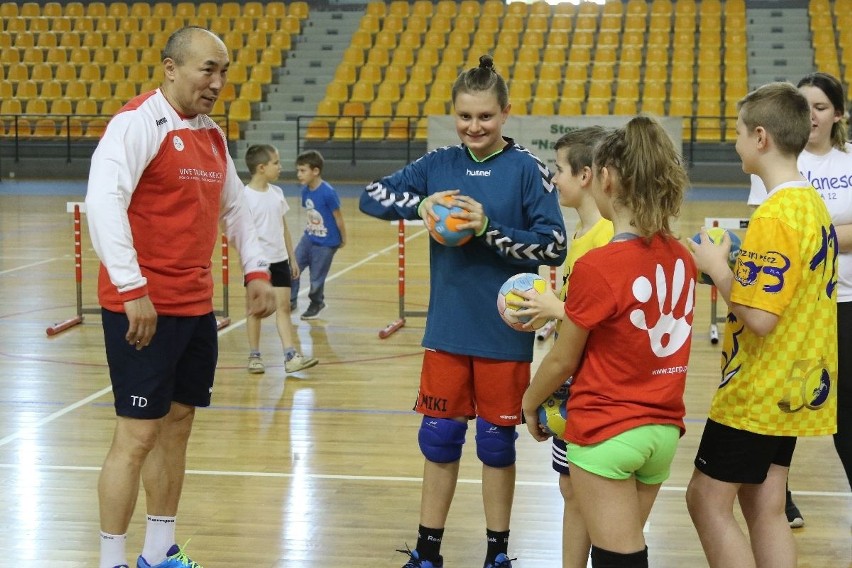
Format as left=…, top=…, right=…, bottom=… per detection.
left=475, top=416, right=519, bottom=468
left=418, top=416, right=468, bottom=463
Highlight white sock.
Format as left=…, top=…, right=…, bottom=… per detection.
left=140, top=515, right=176, bottom=565
left=100, top=531, right=127, bottom=568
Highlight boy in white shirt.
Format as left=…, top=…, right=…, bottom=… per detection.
left=243, top=145, right=318, bottom=374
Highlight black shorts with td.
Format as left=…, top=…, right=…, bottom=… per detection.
left=694, top=418, right=797, bottom=484
left=102, top=309, right=218, bottom=419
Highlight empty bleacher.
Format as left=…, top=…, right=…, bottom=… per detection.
left=0, top=0, right=305, bottom=141
left=2, top=0, right=848, bottom=156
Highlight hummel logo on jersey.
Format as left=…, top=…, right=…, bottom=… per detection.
left=155, top=116, right=167, bottom=127
left=466, top=168, right=491, bottom=177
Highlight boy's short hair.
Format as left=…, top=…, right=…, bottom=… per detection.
left=737, top=82, right=810, bottom=157
left=554, top=126, right=610, bottom=176
left=245, top=144, right=277, bottom=175
left=296, top=150, right=324, bottom=172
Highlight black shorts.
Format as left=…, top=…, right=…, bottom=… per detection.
left=269, top=260, right=292, bottom=288
left=101, top=309, right=218, bottom=419
left=694, top=418, right=797, bottom=484
left=552, top=437, right=570, bottom=475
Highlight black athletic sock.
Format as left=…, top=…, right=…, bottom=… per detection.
left=416, top=525, right=444, bottom=563
left=485, top=529, right=510, bottom=563
left=590, top=545, right=648, bottom=568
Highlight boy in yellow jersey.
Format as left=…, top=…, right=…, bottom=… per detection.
left=687, top=82, right=838, bottom=568
left=515, top=126, right=613, bottom=568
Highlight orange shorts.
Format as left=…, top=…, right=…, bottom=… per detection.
left=416, top=349, right=529, bottom=426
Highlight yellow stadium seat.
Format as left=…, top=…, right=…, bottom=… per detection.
left=359, top=117, right=387, bottom=140
left=422, top=98, right=447, bottom=116
left=556, top=99, right=581, bottom=115
left=613, top=98, right=637, bottom=115
left=49, top=97, right=73, bottom=115
left=16, top=79, right=39, bottom=99
left=588, top=81, right=612, bottom=99
left=54, top=63, right=77, bottom=82
left=372, top=82, right=398, bottom=104
left=103, top=63, right=126, bottom=82
left=227, top=98, right=251, bottom=123
left=326, top=66, right=355, bottom=90
left=220, top=2, right=241, bottom=19
left=368, top=98, right=393, bottom=117
left=29, top=17, right=51, bottom=33
left=391, top=99, right=416, bottom=117
left=39, top=77, right=63, bottom=98
left=0, top=79, right=13, bottom=99
left=25, top=98, right=48, bottom=114
left=89, top=81, right=113, bottom=101
left=100, top=98, right=123, bottom=116
left=669, top=80, right=694, bottom=102
left=58, top=116, right=85, bottom=138
left=29, top=62, right=52, bottom=82
left=114, top=81, right=137, bottom=102
left=268, top=32, right=292, bottom=51
left=237, top=80, right=262, bottom=103
left=530, top=98, right=556, bottom=115
left=349, top=82, right=374, bottom=104
left=332, top=116, right=357, bottom=141
left=305, top=119, right=330, bottom=141
left=387, top=117, right=414, bottom=140
left=36, top=31, right=58, bottom=48
left=430, top=81, right=453, bottom=102
left=65, top=81, right=89, bottom=102
left=586, top=99, right=610, bottom=115
left=31, top=118, right=59, bottom=137
left=13, top=31, right=35, bottom=48
left=641, top=98, right=665, bottom=116
left=324, top=81, right=349, bottom=103
left=6, top=63, right=29, bottom=82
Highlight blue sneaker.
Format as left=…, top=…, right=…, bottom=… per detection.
left=397, top=546, right=443, bottom=567
left=137, top=543, right=203, bottom=568
left=484, top=553, right=516, bottom=568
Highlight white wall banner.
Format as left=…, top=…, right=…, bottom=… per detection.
left=427, top=115, right=684, bottom=170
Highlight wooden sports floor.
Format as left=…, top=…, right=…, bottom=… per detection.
left=1, top=184, right=849, bottom=567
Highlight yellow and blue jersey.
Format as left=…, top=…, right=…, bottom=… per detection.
left=712, top=181, right=838, bottom=436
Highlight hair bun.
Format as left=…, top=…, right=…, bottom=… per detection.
left=478, top=55, right=494, bottom=70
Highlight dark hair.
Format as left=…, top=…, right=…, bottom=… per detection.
left=797, top=72, right=848, bottom=151
left=162, top=26, right=209, bottom=65
left=554, top=126, right=610, bottom=175
left=245, top=144, right=277, bottom=174
left=296, top=150, right=324, bottom=172
left=593, top=116, right=687, bottom=239
left=451, top=54, right=509, bottom=109
left=737, top=82, right=810, bottom=157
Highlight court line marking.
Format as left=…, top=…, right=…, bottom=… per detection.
left=0, top=256, right=63, bottom=276
left=0, top=386, right=112, bottom=447
left=217, top=226, right=427, bottom=336
left=0, top=224, right=429, bottom=446
left=0, top=463, right=848, bottom=497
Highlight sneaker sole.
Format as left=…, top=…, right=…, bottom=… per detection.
left=248, top=366, right=265, bottom=374
left=789, top=517, right=804, bottom=528
left=286, top=359, right=319, bottom=373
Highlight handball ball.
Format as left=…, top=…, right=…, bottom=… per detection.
left=425, top=196, right=474, bottom=247
left=537, top=383, right=570, bottom=437
left=691, top=227, right=741, bottom=285
left=497, top=272, right=549, bottom=331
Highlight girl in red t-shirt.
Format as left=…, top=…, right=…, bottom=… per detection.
left=522, top=116, right=696, bottom=568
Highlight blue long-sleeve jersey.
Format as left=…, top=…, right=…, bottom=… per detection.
left=360, top=139, right=567, bottom=361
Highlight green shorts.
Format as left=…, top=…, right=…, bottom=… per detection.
left=566, top=424, right=681, bottom=484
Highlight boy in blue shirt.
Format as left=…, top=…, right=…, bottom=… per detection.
left=290, top=150, right=347, bottom=320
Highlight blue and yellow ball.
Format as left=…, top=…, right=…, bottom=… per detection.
left=497, top=272, right=549, bottom=331
left=691, top=227, right=742, bottom=285
left=537, top=383, right=570, bottom=437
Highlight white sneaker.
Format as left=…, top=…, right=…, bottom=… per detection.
left=247, top=355, right=265, bottom=374
left=285, top=353, right=319, bottom=373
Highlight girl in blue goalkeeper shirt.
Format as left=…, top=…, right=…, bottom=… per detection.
left=360, top=55, right=567, bottom=568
